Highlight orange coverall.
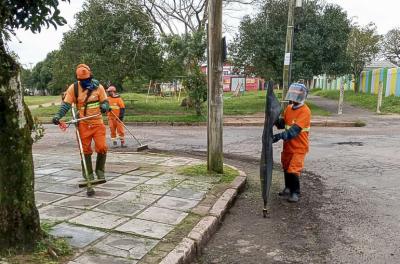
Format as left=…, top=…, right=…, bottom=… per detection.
left=281, top=104, right=311, bottom=176
left=107, top=95, right=125, bottom=143
left=63, top=83, right=108, bottom=155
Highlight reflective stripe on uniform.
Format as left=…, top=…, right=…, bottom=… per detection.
left=80, top=101, right=100, bottom=110
left=110, top=105, right=120, bottom=110
left=285, top=125, right=310, bottom=132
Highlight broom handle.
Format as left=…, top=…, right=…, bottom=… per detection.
left=110, top=111, right=143, bottom=146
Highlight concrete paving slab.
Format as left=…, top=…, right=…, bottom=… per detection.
left=114, top=191, right=161, bottom=206
left=35, top=182, right=55, bottom=191
left=39, top=205, right=84, bottom=221
left=133, top=184, right=172, bottom=195
left=53, top=196, right=105, bottom=209
left=116, top=218, right=174, bottom=239
left=50, top=223, right=106, bottom=248
left=145, top=177, right=182, bottom=186
left=114, top=175, right=150, bottom=184
left=34, top=168, right=63, bottom=175
left=75, top=188, right=124, bottom=199
left=92, top=233, right=158, bottom=259
left=35, top=192, right=67, bottom=206
left=167, top=187, right=206, bottom=201
left=51, top=169, right=82, bottom=178
left=94, top=200, right=146, bottom=216
left=156, top=196, right=199, bottom=211
left=35, top=175, right=70, bottom=183
left=139, top=171, right=163, bottom=177
left=159, top=157, right=192, bottom=167
left=178, top=181, right=213, bottom=191
left=97, top=180, right=139, bottom=191
left=107, top=165, right=140, bottom=174
left=137, top=206, right=188, bottom=225
left=40, top=184, right=81, bottom=195
left=125, top=170, right=150, bottom=176
left=69, top=211, right=129, bottom=230
left=72, top=253, right=137, bottom=264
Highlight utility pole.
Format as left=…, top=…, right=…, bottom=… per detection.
left=207, top=0, right=224, bottom=173
left=282, top=0, right=295, bottom=107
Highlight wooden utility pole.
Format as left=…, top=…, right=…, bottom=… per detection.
left=207, top=0, right=224, bottom=173
left=282, top=0, right=295, bottom=107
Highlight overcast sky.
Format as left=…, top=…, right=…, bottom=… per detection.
left=7, top=0, right=400, bottom=67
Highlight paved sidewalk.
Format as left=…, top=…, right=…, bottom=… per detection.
left=34, top=151, right=220, bottom=263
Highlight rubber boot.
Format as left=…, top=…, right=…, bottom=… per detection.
left=288, top=173, right=300, bottom=203
left=82, top=155, right=95, bottom=197
left=278, top=171, right=291, bottom=196
left=95, top=153, right=107, bottom=180
left=120, top=139, right=127, bottom=148
left=112, top=140, right=118, bottom=148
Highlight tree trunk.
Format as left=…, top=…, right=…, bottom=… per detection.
left=0, top=44, right=42, bottom=251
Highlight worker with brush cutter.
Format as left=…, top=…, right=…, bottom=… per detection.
left=106, top=85, right=126, bottom=148
left=52, top=64, right=110, bottom=196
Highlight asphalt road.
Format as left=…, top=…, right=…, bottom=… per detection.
left=37, top=104, right=400, bottom=263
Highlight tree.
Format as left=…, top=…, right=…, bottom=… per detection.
left=231, top=0, right=351, bottom=82
left=52, top=0, right=162, bottom=91
left=347, top=23, right=381, bottom=92
left=0, top=0, right=68, bottom=251
left=382, top=28, right=400, bottom=66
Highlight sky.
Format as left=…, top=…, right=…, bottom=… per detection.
left=7, top=0, right=400, bottom=67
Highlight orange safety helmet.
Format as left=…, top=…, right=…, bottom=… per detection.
left=107, top=85, right=117, bottom=93
left=76, top=64, right=92, bottom=80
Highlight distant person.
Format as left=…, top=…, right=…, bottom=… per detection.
left=106, top=85, right=126, bottom=148
left=52, top=64, right=109, bottom=196
left=273, top=81, right=311, bottom=203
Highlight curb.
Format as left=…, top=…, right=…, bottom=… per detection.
left=160, top=168, right=247, bottom=264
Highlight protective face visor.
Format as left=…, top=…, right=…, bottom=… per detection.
left=285, top=83, right=308, bottom=104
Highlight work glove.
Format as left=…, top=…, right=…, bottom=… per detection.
left=272, top=133, right=282, bottom=143
left=100, top=101, right=110, bottom=113
left=52, top=115, right=61, bottom=125
left=119, top=115, right=124, bottom=121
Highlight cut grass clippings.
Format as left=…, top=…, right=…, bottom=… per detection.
left=30, top=90, right=330, bottom=123
left=1, top=222, right=73, bottom=264
left=178, top=164, right=239, bottom=183
left=312, top=89, right=400, bottom=114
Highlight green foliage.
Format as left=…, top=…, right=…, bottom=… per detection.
left=231, top=0, right=351, bottom=81
left=182, top=68, right=207, bottom=116
left=312, top=89, right=400, bottom=114
left=347, top=23, right=381, bottom=92
left=24, top=96, right=60, bottom=106
left=178, top=164, right=239, bottom=183
left=382, top=27, right=400, bottom=66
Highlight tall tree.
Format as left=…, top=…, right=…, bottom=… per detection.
left=382, top=28, right=400, bottom=66
left=0, top=0, right=68, bottom=250
left=231, top=0, right=351, bottom=82
left=52, top=0, right=161, bottom=91
left=347, top=23, right=381, bottom=92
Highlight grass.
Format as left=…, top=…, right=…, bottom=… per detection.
left=29, top=90, right=330, bottom=123
left=24, top=96, right=60, bottom=106
left=1, top=222, right=73, bottom=264
left=178, top=164, right=239, bottom=183
left=312, top=89, right=400, bottom=114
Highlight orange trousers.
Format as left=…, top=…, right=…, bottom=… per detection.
left=108, top=118, right=125, bottom=142
left=281, top=152, right=306, bottom=176
left=78, top=122, right=108, bottom=155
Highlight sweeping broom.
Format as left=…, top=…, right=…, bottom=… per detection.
left=110, top=111, right=149, bottom=151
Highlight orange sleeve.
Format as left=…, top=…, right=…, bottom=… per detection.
left=294, top=107, right=311, bottom=129
left=63, top=84, right=76, bottom=105
left=98, top=85, right=108, bottom=102
left=119, top=97, right=125, bottom=108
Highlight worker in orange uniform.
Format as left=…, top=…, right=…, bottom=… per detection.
left=273, top=81, right=311, bottom=203
left=52, top=64, right=110, bottom=196
left=106, top=85, right=126, bottom=148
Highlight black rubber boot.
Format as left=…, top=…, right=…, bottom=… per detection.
left=82, top=154, right=94, bottom=181
left=278, top=171, right=291, bottom=196
left=95, top=153, right=107, bottom=180
left=288, top=173, right=300, bottom=203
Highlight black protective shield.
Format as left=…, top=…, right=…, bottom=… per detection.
left=260, top=81, right=282, bottom=207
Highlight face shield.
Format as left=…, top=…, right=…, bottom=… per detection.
left=285, top=83, right=308, bottom=104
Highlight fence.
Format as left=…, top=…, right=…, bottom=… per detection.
left=313, top=67, right=400, bottom=97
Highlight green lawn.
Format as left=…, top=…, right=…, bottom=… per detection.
left=312, top=89, right=400, bottom=114
left=24, top=96, right=60, bottom=106
left=30, top=90, right=330, bottom=123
